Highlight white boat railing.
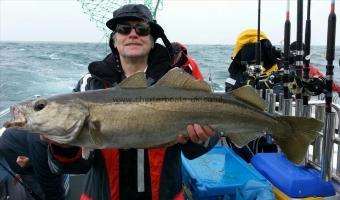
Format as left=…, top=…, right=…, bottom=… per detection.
left=270, top=91, right=340, bottom=186
left=0, top=108, right=10, bottom=119
left=305, top=101, right=340, bottom=183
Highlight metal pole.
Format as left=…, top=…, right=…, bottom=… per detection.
left=295, top=98, right=303, bottom=116
left=278, top=93, right=284, bottom=113
left=283, top=99, right=292, bottom=116
left=313, top=105, right=325, bottom=165
left=283, top=0, right=291, bottom=98
left=294, top=0, right=304, bottom=117
left=337, top=144, right=340, bottom=177
left=268, top=92, right=276, bottom=114
left=321, top=0, right=336, bottom=181
left=302, top=104, right=311, bottom=117
left=283, top=0, right=291, bottom=116
left=255, top=0, right=262, bottom=67
left=321, top=112, right=336, bottom=181
left=265, top=89, right=272, bottom=102
left=303, top=0, right=311, bottom=118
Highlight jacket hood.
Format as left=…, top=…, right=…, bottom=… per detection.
left=232, top=29, right=268, bottom=59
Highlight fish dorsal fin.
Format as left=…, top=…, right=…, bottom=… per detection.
left=118, top=72, right=147, bottom=88
left=229, top=85, right=267, bottom=110
left=155, top=68, right=212, bottom=92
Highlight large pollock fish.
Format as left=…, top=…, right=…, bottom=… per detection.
left=4, top=68, right=323, bottom=163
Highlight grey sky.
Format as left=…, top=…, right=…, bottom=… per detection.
left=0, top=0, right=338, bottom=45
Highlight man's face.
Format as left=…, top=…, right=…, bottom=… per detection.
left=114, top=20, right=154, bottom=59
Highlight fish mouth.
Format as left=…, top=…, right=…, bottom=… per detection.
left=3, top=106, right=27, bottom=128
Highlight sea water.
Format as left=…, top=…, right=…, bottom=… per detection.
left=0, top=41, right=339, bottom=113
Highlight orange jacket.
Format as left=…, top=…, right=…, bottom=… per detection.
left=308, top=64, right=340, bottom=92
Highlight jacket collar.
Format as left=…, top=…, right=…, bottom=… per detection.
left=88, top=43, right=172, bottom=85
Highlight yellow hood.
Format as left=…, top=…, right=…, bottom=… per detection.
left=232, top=29, right=268, bottom=58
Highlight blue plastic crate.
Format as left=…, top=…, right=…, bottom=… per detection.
left=251, top=153, right=336, bottom=198
left=182, top=145, right=271, bottom=200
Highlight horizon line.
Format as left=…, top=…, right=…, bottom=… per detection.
left=1, top=40, right=337, bottom=47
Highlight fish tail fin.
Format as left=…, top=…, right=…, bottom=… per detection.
left=273, top=116, right=323, bottom=164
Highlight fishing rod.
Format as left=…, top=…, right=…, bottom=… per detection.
left=280, top=0, right=323, bottom=105
left=254, top=0, right=275, bottom=144
left=325, top=0, right=336, bottom=113
left=255, top=0, right=261, bottom=69
left=0, top=161, right=43, bottom=200
left=294, top=0, right=304, bottom=117
left=321, top=0, right=336, bottom=181
left=295, top=0, right=304, bottom=80
left=242, top=0, right=264, bottom=95
left=254, top=0, right=266, bottom=99
left=282, top=0, right=292, bottom=115
left=303, top=0, right=311, bottom=117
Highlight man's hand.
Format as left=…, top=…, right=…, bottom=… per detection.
left=16, top=156, right=30, bottom=168
left=177, top=124, right=214, bottom=144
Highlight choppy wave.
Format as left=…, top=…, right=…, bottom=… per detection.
left=0, top=41, right=339, bottom=103
left=49, top=53, right=60, bottom=60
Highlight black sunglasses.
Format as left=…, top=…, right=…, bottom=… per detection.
left=115, top=23, right=151, bottom=36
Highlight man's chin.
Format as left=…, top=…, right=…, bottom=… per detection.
left=124, top=52, right=148, bottom=59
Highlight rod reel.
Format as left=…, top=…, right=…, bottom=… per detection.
left=288, top=76, right=325, bottom=96
left=241, top=59, right=326, bottom=97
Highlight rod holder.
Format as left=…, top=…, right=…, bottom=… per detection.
left=315, top=104, right=326, bottom=121
left=265, top=91, right=275, bottom=145
left=257, top=89, right=263, bottom=99
left=283, top=99, right=292, bottom=116
left=313, top=105, right=325, bottom=165
left=295, top=98, right=303, bottom=116
left=321, top=112, right=336, bottom=181
left=278, top=93, right=284, bottom=112
left=303, top=104, right=311, bottom=117
left=337, top=145, right=340, bottom=177
left=268, top=93, right=276, bottom=114
left=265, top=89, right=273, bottom=101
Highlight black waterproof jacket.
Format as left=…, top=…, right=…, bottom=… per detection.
left=48, top=43, right=219, bottom=200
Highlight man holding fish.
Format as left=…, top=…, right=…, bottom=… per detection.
left=3, top=3, right=323, bottom=200
left=46, top=4, right=218, bottom=200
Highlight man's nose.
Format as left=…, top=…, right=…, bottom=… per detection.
left=128, top=28, right=139, bottom=38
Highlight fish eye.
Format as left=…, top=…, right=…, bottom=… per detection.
left=34, top=99, right=47, bottom=111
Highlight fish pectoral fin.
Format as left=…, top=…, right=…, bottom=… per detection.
left=227, top=132, right=264, bottom=148
left=229, top=85, right=267, bottom=110
left=88, top=120, right=103, bottom=147
left=273, top=116, right=323, bottom=164
left=118, top=72, right=148, bottom=88
left=154, top=68, right=212, bottom=92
